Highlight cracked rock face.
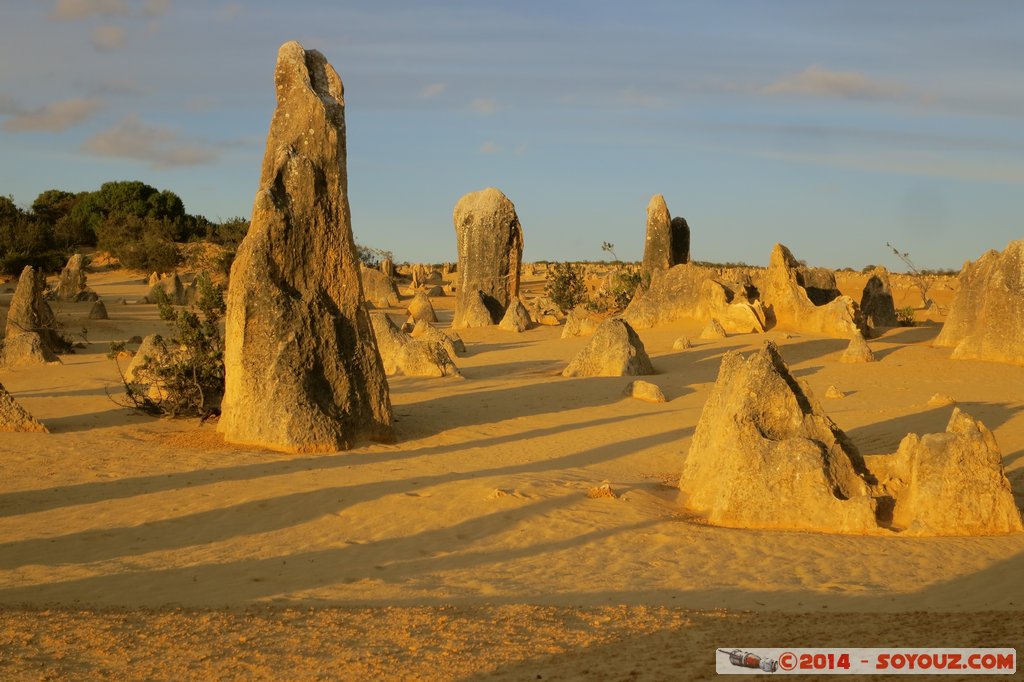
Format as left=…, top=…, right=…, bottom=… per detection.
left=679, top=341, right=878, bottom=533
left=218, top=41, right=393, bottom=453
left=451, top=188, right=523, bottom=329
left=935, top=239, right=1024, bottom=366
left=762, top=243, right=863, bottom=338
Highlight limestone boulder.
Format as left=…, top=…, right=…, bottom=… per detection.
left=87, top=300, right=109, bottom=320
left=370, top=312, right=459, bottom=378
left=672, top=337, right=691, bottom=350
left=623, top=264, right=763, bottom=332
left=122, top=334, right=169, bottom=398
left=762, top=244, right=863, bottom=337
left=860, top=269, right=898, bottom=328
left=839, top=331, right=875, bottom=363
left=561, top=306, right=603, bottom=338
left=360, top=266, right=400, bottom=308
left=0, top=333, right=58, bottom=368
left=406, top=291, right=438, bottom=324
left=146, top=273, right=187, bottom=306
left=458, top=290, right=495, bottom=328
left=699, top=319, right=727, bottom=339
left=55, top=253, right=92, bottom=302
left=679, top=341, right=877, bottom=533
left=623, top=379, right=666, bottom=403
left=934, top=240, right=1024, bottom=365
left=498, top=299, right=532, bottom=332
left=0, top=383, right=48, bottom=433
left=562, top=319, right=654, bottom=377
left=218, top=41, right=393, bottom=452
left=527, top=295, right=563, bottom=325
left=871, top=409, right=1023, bottom=536
left=452, top=187, right=523, bottom=328
left=1, top=265, right=67, bottom=366
left=410, top=319, right=465, bottom=358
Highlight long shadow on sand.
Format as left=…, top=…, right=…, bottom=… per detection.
left=0, top=413, right=669, bottom=519
left=847, top=401, right=1024, bottom=456
left=0, top=425, right=686, bottom=581
left=397, top=373, right=686, bottom=438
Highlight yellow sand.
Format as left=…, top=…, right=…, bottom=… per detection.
left=0, top=266, right=1020, bottom=680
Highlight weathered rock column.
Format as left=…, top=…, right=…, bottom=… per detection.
left=642, top=194, right=690, bottom=272
left=451, top=187, right=523, bottom=328
left=218, top=41, right=393, bottom=452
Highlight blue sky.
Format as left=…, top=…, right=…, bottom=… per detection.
left=1, top=1, right=1022, bottom=268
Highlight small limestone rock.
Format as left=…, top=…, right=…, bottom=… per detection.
left=824, top=385, right=846, bottom=399
left=623, top=379, right=667, bottom=403
left=563, top=319, right=654, bottom=377
left=561, top=306, right=602, bottom=338
left=672, top=337, right=691, bottom=350
left=498, top=299, right=532, bottom=332
left=0, top=383, right=48, bottom=433
left=410, top=320, right=465, bottom=357
left=123, top=334, right=167, bottom=385
left=458, top=290, right=495, bottom=328
left=699, top=319, right=727, bottom=339
left=146, top=272, right=187, bottom=306
left=370, top=313, right=460, bottom=378
left=586, top=483, right=618, bottom=499
left=839, top=331, right=875, bottom=363
left=87, top=300, right=109, bottom=320
left=406, top=291, right=438, bottom=324
left=55, top=253, right=92, bottom=302
left=926, top=393, right=956, bottom=408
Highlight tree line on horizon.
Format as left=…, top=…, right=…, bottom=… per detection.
left=0, top=181, right=248, bottom=277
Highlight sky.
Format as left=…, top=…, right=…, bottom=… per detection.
left=1, top=1, right=1022, bottom=269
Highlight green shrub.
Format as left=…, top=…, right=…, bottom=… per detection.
left=545, top=262, right=587, bottom=312
left=96, top=214, right=180, bottom=272
left=111, top=272, right=226, bottom=417
left=896, top=306, right=916, bottom=327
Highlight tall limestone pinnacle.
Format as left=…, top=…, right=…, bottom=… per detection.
left=451, top=187, right=524, bottom=329
left=642, top=194, right=690, bottom=272
left=218, top=41, right=393, bottom=453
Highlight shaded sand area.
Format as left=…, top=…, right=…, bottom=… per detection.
left=1, top=268, right=1022, bottom=679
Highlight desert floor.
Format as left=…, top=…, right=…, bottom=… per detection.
left=0, top=267, right=1021, bottom=680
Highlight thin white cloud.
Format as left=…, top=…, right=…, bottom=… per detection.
left=82, top=115, right=219, bottom=167
left=49, top=0, right=129, bottom=20
left=470, top=98, right=498, bottom=114
left=762, top=65, right=907, bottom=100
left=1, top=97, right=102, bottom=132
left=91, top=24, right=126, bottom=50
left=479, top=141, right=499, bottom=154
left=418, top=83, right=446, bottom=99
